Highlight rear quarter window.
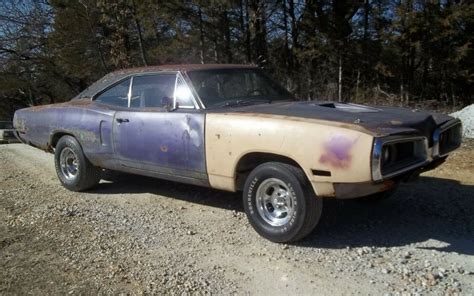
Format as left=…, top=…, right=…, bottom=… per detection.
left=94, top=78, right=131, bottom=107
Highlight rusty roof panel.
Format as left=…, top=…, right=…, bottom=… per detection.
left=74, top=64, right=258, bottom=100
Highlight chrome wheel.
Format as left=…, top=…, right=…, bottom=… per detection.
left=59, top=147, right=79, bottom=180
left=256, top=178, right=296, bottom=227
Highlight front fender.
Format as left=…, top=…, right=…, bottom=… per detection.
left=205, top=113, right=374, bottom=195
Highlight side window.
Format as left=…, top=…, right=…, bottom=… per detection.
left=174, top=77, right=195, bottom=108
left=130, top=74, right=176, bottom=108
left=95, top=78, right=130, bottom=107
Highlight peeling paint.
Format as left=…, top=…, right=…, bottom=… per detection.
left=73, top=129, right=98, bottom=143
left=390, top=120, right=403, bottom=125
left=380, top=179, right=396, bottom=192
left=112, top=111, right=206, bottom=174
left=14, top=118, right=27, bottom=133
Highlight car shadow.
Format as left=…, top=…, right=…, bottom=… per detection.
left=88, top=173, right=473, bottom=255
left=298, top=176, right=474, bottom=255
left=89, top=171, right=244, bottom=212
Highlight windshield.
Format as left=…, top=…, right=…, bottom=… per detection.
left=187, top=69, right=294, bottom=108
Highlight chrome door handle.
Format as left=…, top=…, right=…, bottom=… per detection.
left=116, top=118, right=129, bottom=123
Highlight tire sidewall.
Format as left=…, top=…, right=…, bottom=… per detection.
left=244, top=164, right=307, bottom=242
left=54, top=136, right=85, bottom=190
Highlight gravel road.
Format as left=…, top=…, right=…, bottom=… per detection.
left=1, top=142, right=473, bottom=295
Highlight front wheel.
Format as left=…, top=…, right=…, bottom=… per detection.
left=243, top=162, right=322, bottom=243
left=54, top=135, right=101, bottom=191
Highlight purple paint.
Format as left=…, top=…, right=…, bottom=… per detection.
left=319, top=135, right=357, bottom=168
left=13, top=99, right=207, bottom=181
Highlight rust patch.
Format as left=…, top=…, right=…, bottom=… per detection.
left=28, top=99, right=91, bottom=112
left=319, top=135, right=358, bottom=169
left=68, top=99, right=92, bottom=106
left=319, top=191, right=337, bottom=198
left=390, top=120, right=403, bottom=125
left=72, top=130, right=98, bottom=143
left=218, top=112, right=374, bottom=135
left=14, top=118, right=27, bottom=133
left=380, top=179, right=396, bottom=192
left=110, top=64, right=257, bottom=76
left=30, top=142, right=53, bottom=153
left=28, top=104, right=55, bottom=112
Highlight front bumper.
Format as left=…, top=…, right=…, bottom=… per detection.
left=335, top=155, right=447, bottom=199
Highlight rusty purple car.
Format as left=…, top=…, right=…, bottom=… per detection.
left=13, top=64, right=462, bottom=242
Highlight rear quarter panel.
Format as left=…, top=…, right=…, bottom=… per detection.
left=13, top=100, right=115, bottom=166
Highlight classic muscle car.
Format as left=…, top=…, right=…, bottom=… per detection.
left=13, top=64, right=462, bottom=242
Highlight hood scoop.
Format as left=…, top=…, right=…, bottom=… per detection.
left=315, top=102, right=381, bottom=113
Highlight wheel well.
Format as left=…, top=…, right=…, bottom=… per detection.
left=235, top=152, right=304, bottom=191
left=50, top=132, right=74, bottom=148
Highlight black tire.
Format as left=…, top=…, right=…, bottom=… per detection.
left=54, top=135, right=101, bottom=191
left=243, top=162, right=322, bottom=243
left=356, top=186, right=398, bottom=203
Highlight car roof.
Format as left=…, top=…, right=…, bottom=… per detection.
left=75, top=64, right=259, bottom=99
left=110, top=64, right=258, bottom=75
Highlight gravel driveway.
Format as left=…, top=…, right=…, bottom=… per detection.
left=1, top=142, right=473, bottom=295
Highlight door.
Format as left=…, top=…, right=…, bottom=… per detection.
left=112, top=73, right=207, bottom=181
left=87, top=77, right=132, bottom=168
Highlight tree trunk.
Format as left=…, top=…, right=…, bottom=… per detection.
left=400, top=75, right=404, bottom=103
left=79, top=1, right=108, bottom=73
left=198, top=5, right=205, bottom=64
left=249, top=0, right=267, bottom=66
left=363, top=0, right=369, bottom=97
left=213, top=38, right=219, bottom=63
left=338, top=54, right=342, bottom=102
left=134, top=17, right=148, bottom=66
left=282, top=0, right=290, bottom=70
left=222, top=10, right=233, bottom=63
left=239, top=0, right=247, bottom=62
left=131, top=0, right=147, bottom=66
left=288, top=0, right=299, bottom=93
left=450, top=82, right=456, bottom=110
left=244, top=0, right=252, bottom=63
left=355, top=69, right=360, bottom=102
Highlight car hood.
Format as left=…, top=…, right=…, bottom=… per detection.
left=208, top=101, right=454, bottom=139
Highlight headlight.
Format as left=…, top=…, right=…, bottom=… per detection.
left=381, top=144, right=397, bottom=165
left=372, top=136, right=428, bottom=182
left=432, top=120, right=462, bottom=157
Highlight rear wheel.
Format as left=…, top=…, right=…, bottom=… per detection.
left=54, top=135, right=101, bottom=191
left=243, top=162, right=322, bottom=243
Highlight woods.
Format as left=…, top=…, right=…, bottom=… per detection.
left=1, top=0, right=473, bottom=119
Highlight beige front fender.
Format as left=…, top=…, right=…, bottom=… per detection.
left=205, top=113, right=375, bottom=196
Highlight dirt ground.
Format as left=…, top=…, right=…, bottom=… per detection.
left=1, top=142, right=473, bottom=295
